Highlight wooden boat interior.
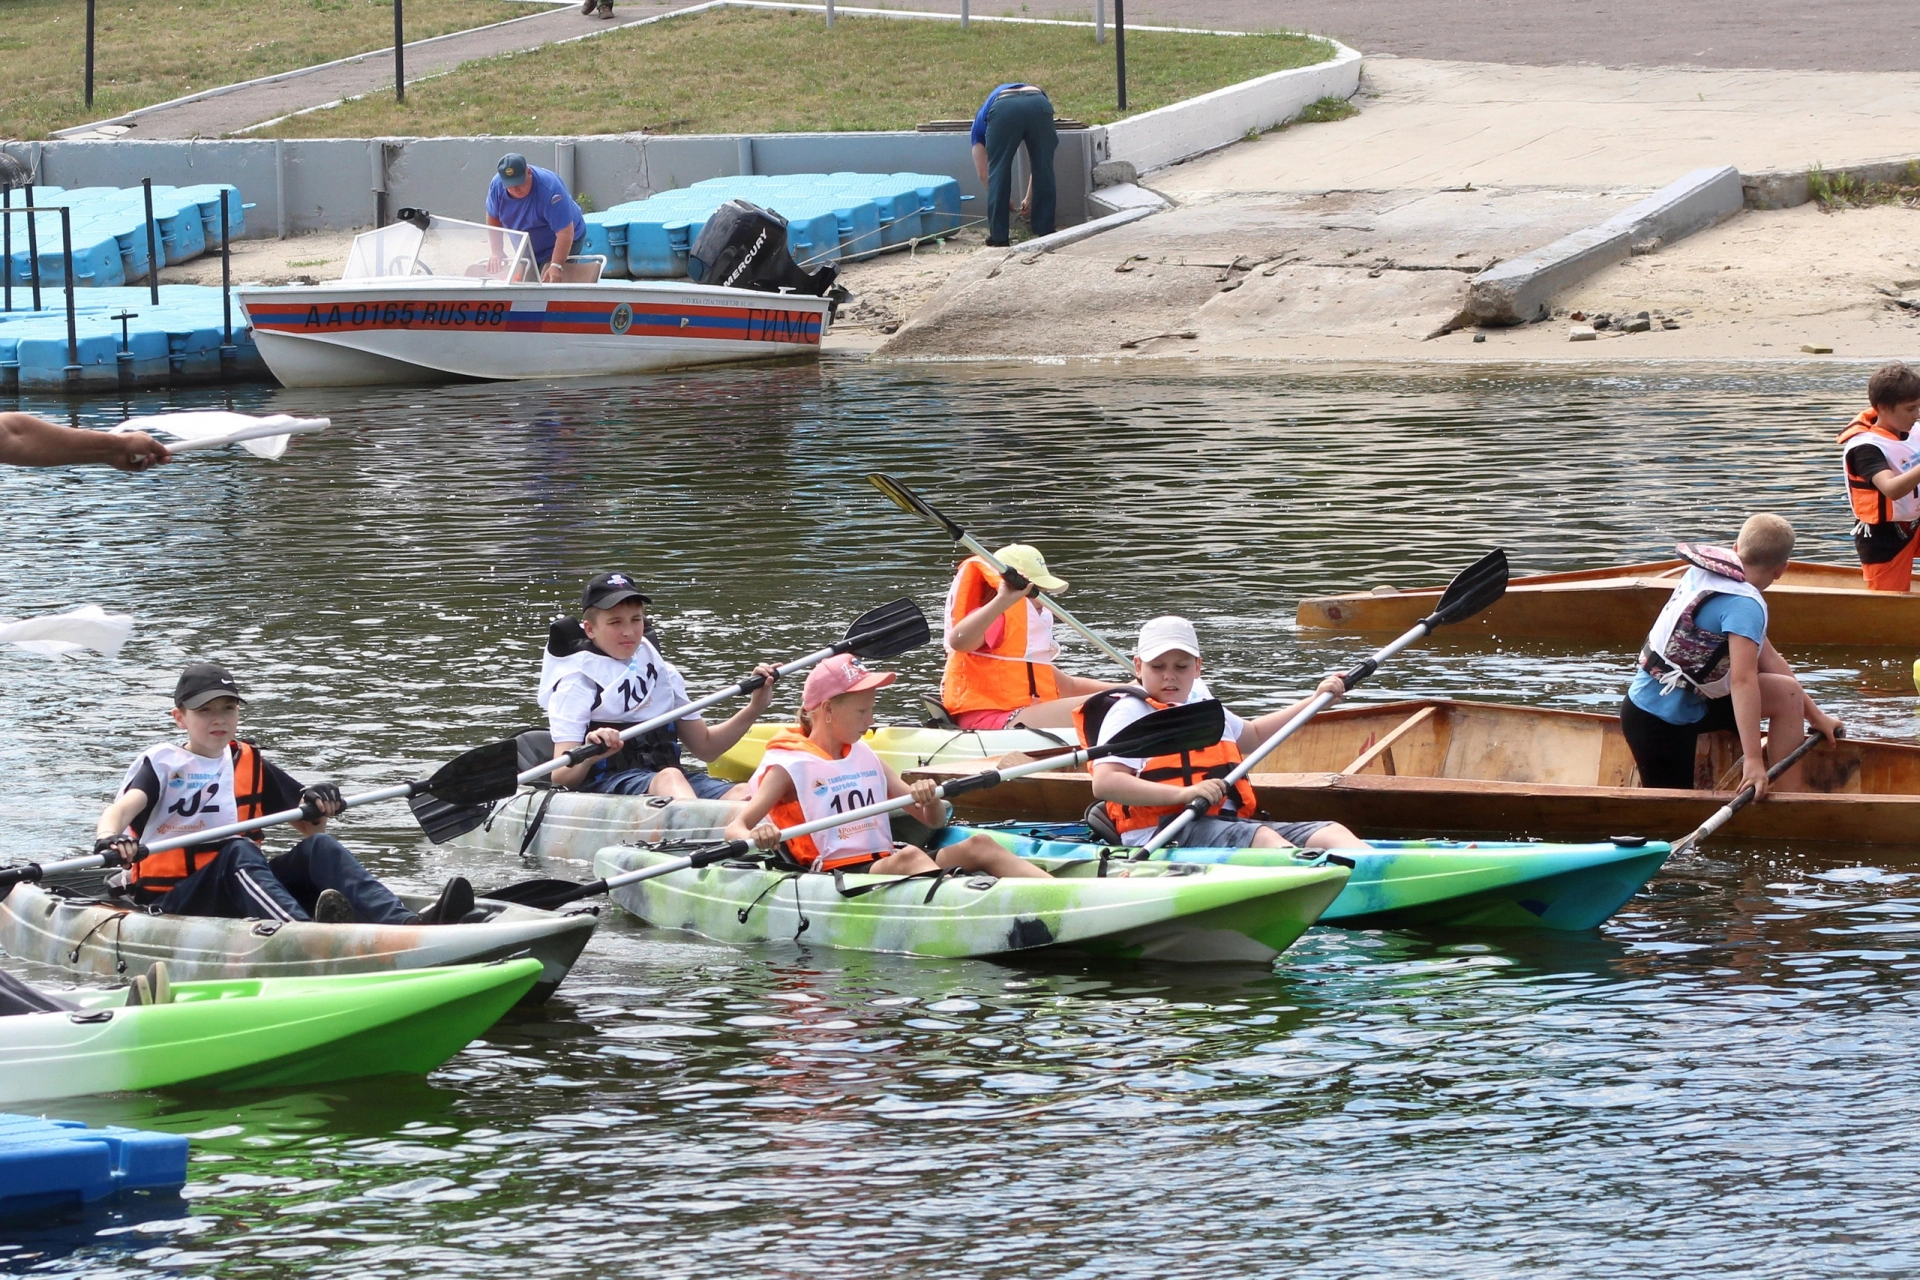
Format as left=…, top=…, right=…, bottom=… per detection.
left=1366, top=559, right=1900, bottom=596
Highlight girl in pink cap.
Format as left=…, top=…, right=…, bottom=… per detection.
left=725, top=654, right=1049, bottom=879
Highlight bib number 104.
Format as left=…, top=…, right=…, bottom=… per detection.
left=827, top=788, right=877, bottom=815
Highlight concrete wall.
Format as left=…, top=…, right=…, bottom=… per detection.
left=2, top=130, right=1100, bottom=239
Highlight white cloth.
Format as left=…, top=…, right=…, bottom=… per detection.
left=539, top=641, right=697, bottom=744
left=1094, top=689, right=1247, bottom=774
left=1641, top=567, right=1770, bottom=699
left=122, top=743, right=237, bottom=843
left=749, top=739, right=892, bottom=868
left=0, top=604, right=133, bottom=659
left=1842, top=429, right=1920, bottom=525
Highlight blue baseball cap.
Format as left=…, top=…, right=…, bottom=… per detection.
left=497, top=153, right=529, bottom=184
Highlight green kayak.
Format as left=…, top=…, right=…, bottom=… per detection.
left=592, top=844, right=1350, bottom=962
left=938, top=824, right=1672, bottom=931
left=0, top=958, right=541, bottom=1103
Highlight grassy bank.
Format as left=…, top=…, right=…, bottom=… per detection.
left=1, top=0, right=525, bottom=140
left=260, top=7, right=1334, bottom=137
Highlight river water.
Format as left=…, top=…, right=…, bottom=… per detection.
left=5, top=360, right=1920, bottom=1278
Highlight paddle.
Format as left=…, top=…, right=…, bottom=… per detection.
left=1141, top=549, right=1511, bottom=855
left=405, top=598, right=932, bottom=843
left=0, top=738, right=522, bottom=897
left=1669, top=729, right=1834, bottom=857
left=866, top=471, right=1136, bottom=679
left=479, top=699, right=1227, bottom=910
left=112, top=412, right=330, bottom=461
left=0, top=604, right=133, bottom=659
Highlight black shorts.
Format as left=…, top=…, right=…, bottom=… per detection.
left=1619, top=693, right=1737, bottom=790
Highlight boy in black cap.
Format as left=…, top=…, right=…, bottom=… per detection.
left=92, top=664, right=474, bottom=926
left=540, top=572, right=779, bottom=798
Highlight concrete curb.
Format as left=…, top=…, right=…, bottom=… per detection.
left=1086, top=182, right=1172, bottom=218
left=1460, top=164, right=1744, bottom=328
left=1741, top=156, right=1920, bottom=210
left=1105, top=41, right=1362, bottom=175
left=1006, top=204, right=1160, bottom=260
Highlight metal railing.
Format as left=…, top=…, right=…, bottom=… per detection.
left=1, top=188, right=82, bottom=384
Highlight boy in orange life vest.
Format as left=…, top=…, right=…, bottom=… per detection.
left=726, top=654, right=1049, bottom=879
left=92, top=664, right=473, bottom=926
left=1084, top=617, right=1362, bottom=850
left=943, top=544, right=1119, bottom=730
left=1838, top=362, right=1920, bottom=592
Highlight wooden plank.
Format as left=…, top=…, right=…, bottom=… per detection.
left=1340, top=706, right=1438, bottom=776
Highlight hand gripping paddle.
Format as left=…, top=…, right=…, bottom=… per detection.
left=406, top=598, right=933, bottom=843
left=1143, top=549, right=1511, bottom=855
left=1669, top=728, right=1835, bottom=857
left=479, top=699, right=1226, bottom=910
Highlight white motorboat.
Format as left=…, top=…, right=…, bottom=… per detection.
left=238, top=213, right=837, bottom=387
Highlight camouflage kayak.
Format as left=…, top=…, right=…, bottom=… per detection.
left=0, top=883, right=597, bottom=1003
left=592, top=843, right=1350, bottom=963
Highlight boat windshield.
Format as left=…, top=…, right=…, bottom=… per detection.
left=341, top=216, right=535, bottom=283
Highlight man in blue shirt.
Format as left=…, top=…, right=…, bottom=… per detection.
left=971, top=83, right=1057, bottom=247
left=486, top=152, right=587, bottom=283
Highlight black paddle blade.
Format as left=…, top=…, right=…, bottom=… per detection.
left=1101, top=700, right=1228, bottom=760
left=867, top=472, right=964, bottom=539
left=478, top=876, right=595, bottom=910
left=408, top=791, right=494, bottom=845
left=843, top=597, right=930, bottom=660
left=422, top=737, right=524, bottom=809
left=1427, top=549, right=1510, bottom=627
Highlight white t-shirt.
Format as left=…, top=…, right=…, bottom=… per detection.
left=1095, top=689, right=1247, bottom=773
left=540, top=640, right=699, bottom=744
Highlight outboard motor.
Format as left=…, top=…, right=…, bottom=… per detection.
left=689, top=199, right=839, bottom=297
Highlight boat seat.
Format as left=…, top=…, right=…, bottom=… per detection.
left=0, top=968, right=77, bottom=1016
left=1084, top=800, right=1124, bottom=845
left=921, top=697, right=960, bottom=729
left=556, top=255, right=606, bottom=284
left=515, top=729, right=557, bottom=782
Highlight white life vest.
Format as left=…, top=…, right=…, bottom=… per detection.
left=1840, top=426, right=1920, bottom=528
left=748, top=731, right=893, bottom=871
left=125, top=742, right=239, bottom=844
left=538, top=639, right=681, bottom=722
left=1638, top=562, right=1768, bottom=700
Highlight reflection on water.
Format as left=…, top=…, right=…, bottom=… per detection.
left=5, top=361, right=1920, bottom=1277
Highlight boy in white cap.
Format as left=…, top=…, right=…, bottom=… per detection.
left=726, top=654, right=1048, bottom=878
left=543, top=571, right=780, bottom=799
left=1080, top=618, right=1363, bottom=850
left=942, top=544, right=1120, bottom=730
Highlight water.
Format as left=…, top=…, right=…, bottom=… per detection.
left=4, top=360, right=1919, bottom=1277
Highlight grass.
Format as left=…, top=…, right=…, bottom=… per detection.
left=1244, top=93, right=1354, bottom=140
left=257, top=7, right=1335, bottom=137
left=0, top=0, right=526, bottom=139
left=1808, top=161, right=1920, bottom=210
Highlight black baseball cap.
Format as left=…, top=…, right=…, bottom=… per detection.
left=174, top=663, right=245, bottom=709
left=582, top=572, right=651, bottom=612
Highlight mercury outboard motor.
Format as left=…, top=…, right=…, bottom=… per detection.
left=689, top=199, right=839, bottom=297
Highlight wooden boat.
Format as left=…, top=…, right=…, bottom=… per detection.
left=906, top=698, right=1920, bottom=848
left=1296, top=559, right=1919, bottom=646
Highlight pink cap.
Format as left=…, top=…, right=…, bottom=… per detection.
left=802, top=654, right=898, bottom=709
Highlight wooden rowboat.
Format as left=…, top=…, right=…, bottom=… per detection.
left=1296, top=559, right=1917, bottom=646
left=906, top=698, right=1920, bottom=848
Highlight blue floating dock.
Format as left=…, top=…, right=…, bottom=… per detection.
left=580, top=171, right=966, bottom=280
left=0, top=284, right=264, bottom=391
left=2, top=183, right=247, bottom=290
left=0, top=1114, right=188, bottom=1218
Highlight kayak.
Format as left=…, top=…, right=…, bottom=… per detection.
left=937, top=825, right=1671, bottom=931
left=1296, top=557, right=1915, bottom=646
left=0, top=884, right=597, bottom=1003
left=459, top=789, right=739, bottom=866
left=0, top=959, right=540, bottom=1103
left=592, top=844, right=1350, bottom=963
left=707, top=721, right=1060, bottom=783
left=906, top=697, right=1920, bottom=848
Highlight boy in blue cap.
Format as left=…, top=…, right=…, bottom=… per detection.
left=486, top=152, right=587, bottom=283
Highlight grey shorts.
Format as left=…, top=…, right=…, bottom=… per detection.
left=1172, top=815, right=1334, bottom=850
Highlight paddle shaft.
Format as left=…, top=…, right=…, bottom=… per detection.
left=1142, top=608, right=1459, bottom=854
left=1671, top=731, right=1829, bottom=855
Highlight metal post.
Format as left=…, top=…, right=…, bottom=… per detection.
left=1094, top=0, right=1104, bottom=44
left=960, top=0, right=968, bottom=30
left=219, top=188, right=235, bottom=375
left=2, top=189, right=11, bottom=314
left=393, top=0, right=405, bottom=102
left=1114, top=0, right=1127, bottom=110
left=85, top=0, right=96, bottom=107
left=25, top=183, right=41, bottom=312
left=825, top=0, right=834, bottom=27
left=113, top=308, right=137, bottom=386
left=59, top=207, right=79, bottom=384
left=142, top=177, right=159, bottom=304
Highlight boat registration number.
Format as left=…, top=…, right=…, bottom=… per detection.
left=300, top=301, right=512, bottom=329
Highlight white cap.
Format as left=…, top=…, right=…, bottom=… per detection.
left=1135, top=616, right=1201, bottom=662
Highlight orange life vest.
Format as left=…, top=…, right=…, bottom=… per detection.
left=1839, top=408, right=1920, bottom=527
left=940, top=556, right=1061, bottom=716
left=128, top=740, right=269, bottom=893
left=1073, top=691, right=1258, bottom=836
left=748, top=727, right=893, bottom=872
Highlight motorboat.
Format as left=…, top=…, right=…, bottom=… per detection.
left=238, top=212, right=837, bottom=387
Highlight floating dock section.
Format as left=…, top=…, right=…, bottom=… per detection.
left=0, top=1113, right=188, bottom=1217
left=580, top=172, right=966, bottom=279
left=3, top=184, right=246, bottom=289
left=1, top=285, right=262, bottom=392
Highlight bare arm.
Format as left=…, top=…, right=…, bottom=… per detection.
left=1, top=413, right=170, bottom=471
left=1090, top=759, right=1224, bottom=810
left=882, top=757, right=950, bottom=829
left=541, top=225, right=577, bottom=283
left=972, top=142, right=990, bottom=186
left=948, top=579, right=1030, bottom=653
left=728, top=765, right=791, bottom=848
left=1239, top=676, right=1347, bottom=747
left=1054, top=672, right=1120, bottom=698
left=95, top=788, right=150, bottom=841
left=1874, top=464, right=1920, bottom=501
left=549, top=730, right=618, bottom=789
left=1727, top=637, right=1769, bottom=799
left=672, top=665, right=779, bottom=761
